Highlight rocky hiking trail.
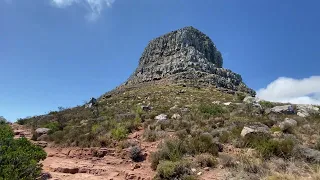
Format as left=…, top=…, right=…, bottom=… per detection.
left=12, top=124, right=156, bottom=180
left=11, top=123, right=231, bottom=180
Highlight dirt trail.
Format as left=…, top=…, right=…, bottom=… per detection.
left=11, top=123, right=228, bottom=180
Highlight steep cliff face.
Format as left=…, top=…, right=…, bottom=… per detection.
left=125, top=26, right=255, bottom=96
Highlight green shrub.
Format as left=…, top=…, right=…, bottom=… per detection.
left=111, top=125, right=128, bottom=140
left=155, top=160, right=195, bottom=180
left=143, top=129, right=158, bottom=142
left=195, top=153, right=217, bottom=167
left=219, top=131, right=230, bottom=143
left=45, top=121, right=60, bottom=134
left=271, top=126, right=282, bottom=133
left=239, top=155, right=263, bottom=174
left=198, top=104, right=225, bottom=116
left=259, top=101, right=274, bottom=108
left=219, top=153, right=237, bottom=168
left=150, top=138, right=187, bottom=170
left=130, top=146, right=143, bottom=162
left=188, top=133, right=219, bottom=156
left=242, top=134, right=294, bottom=159
left=236, top=93, right=246, bottom=102
left=16, top=118, right=27, bottom=125
left=0, top=116, right=7, bottom=124
left=0, top=123, right=47, bottom=179
left=49, top=130, right=65, bottom=144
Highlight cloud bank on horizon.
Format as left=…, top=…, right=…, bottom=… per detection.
left=51, top=0, right=115, bottom=21
left=257, top=76, right=320, bottom=105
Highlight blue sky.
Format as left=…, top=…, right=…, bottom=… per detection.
left=1, top=0, right=320, bottom=121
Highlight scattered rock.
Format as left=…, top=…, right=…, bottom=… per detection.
left=38, top=172, right=52, bottom=180
left=223, top=102, right=231, bottom=106
left=170, top=105, right=179, bottom=111
left=272, top=131, right=283, bottom=138
left=180, top=107, right=190, bottom=113
left=197, top=172, right=203, bottom=176
left=14, top=130, right=24, bottom=135
left=171, top=113, right=181, bottom=120
left=54, top=167, right=79, bottom=174
left=178, top=89, right=187, bottom=94
left=34, top=141, right=48, bottom=148
left=212, top=101, right=221, bottom=104
left=204, top=167, right=210, bottom=171
left=279, top=118, right=297, bottom=131
left=141, top=105, right=152, bottom=111
left=131, top=163, right=141, bottom=170
left=295, top=145, right=320, bottom=163
left=191, top=168, right=197, bottom=173
left=155, top=114, right=167, bottom=121
left=240, top=123, right=270, bottom=137
left=243, top=96, right=257, bottom=104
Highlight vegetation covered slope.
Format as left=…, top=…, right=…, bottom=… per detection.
left=17, top=84, right=320, bottom=179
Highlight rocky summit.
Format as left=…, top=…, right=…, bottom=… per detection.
left=124, top=26, right=255, bottom=96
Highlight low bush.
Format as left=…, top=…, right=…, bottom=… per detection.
left=0, top=123, right=47, bottom=179
left=241, top=134, right=294, bottom=159
left=155, top=160, right=196, bottom=180
left=150, top=138, right=187, bottom=170
left=219, top=131, right=230, bottom=143
left=236, top=93, right=246, bottom=102
left=188, top=133, right=219, bottom=156
left=111, top=125, right=128, bottom=140
left=219, top=153, right=237, bottom=168
left=195, top=153, right=217, bottom=168
left=130, top=146, right=144, bottom=162
left=259, top=101, right=274, bottom=108
left=270, top=126, right=282, bottom=133
left=45, top=121, right=60, bottom=134
left=143, top=129, right=158, bottom=142
left=239, top=154, right=264, bottom=174
left=198, top=104, right=225, bottom=117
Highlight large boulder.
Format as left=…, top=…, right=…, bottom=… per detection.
left=296, top=104, right=319, bottom=117
left=279, top=118, right=297, bottom=131
left=35, top=128, right=50, bottom=135
left=240, top=123, right=270, bottom=137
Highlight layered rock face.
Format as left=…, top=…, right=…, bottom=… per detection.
left=125, top=26, right=255, bottom=95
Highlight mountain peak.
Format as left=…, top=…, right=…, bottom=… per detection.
left=124, top=27, right=255, bottom=96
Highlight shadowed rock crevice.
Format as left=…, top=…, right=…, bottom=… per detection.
left=123, top=26, right=255, bottom=96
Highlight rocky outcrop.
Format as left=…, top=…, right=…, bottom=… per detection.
left=268, top=105, right=294, bottom=114
left=121, top=26, right=255, bottom=96
left=296, top=104, right=319, bottom=117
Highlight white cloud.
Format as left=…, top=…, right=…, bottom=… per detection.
left=51, top=0, right=115, bottom=21
left=257, top=76, right=320, bottom=105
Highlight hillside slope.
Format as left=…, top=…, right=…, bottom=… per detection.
left=15, top=27, right=320, bottom=179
